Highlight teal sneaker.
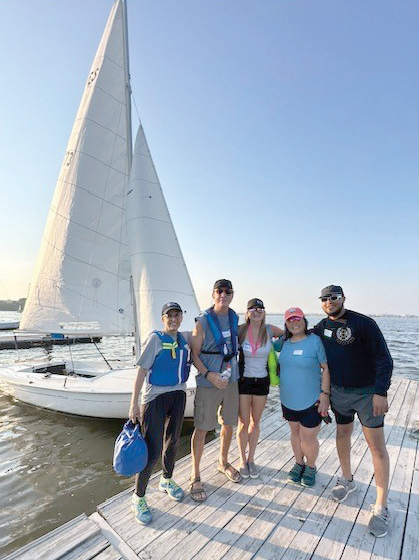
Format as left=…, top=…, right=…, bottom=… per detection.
left=287, top=463, right=305, bottom=484
left=158, top=477, right=184, bottom=501
left=301, top=465, right=317, bottom=487
left=131, top=494, right=152, bottom=525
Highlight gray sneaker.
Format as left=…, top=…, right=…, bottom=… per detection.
left=239, top=463, right=250, bottom=479
left=368, top=505, right=389, bottom=537
left=247, top=462, right=259, bottom=479
left=330, top=477, right=357, bottom=502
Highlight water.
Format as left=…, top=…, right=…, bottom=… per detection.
left=0, top=311, right=418, bottom=555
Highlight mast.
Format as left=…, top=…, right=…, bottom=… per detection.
left=121, top=0, right=133, bottom=169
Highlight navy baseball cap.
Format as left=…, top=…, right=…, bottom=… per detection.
left=161, top=302, right=183, bottom=315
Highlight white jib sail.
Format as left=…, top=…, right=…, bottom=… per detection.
left=127, top=125, right=200, bottom=347
left=20, top=0, right=134, bottom=336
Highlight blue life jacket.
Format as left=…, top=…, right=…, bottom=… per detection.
left=201, top=307, right=238, bottom=362
left=148, top=331, right=190, bottom=386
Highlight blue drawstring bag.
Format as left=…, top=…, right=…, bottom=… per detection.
left=113, top=420, right=148, bottom=476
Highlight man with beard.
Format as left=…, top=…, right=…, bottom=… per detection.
left=312, top=285, right=393, bottom=538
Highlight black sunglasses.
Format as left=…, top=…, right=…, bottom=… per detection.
left=215, top=288, right=233, bottom=295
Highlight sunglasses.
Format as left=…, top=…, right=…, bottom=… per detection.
left=287, top=316, right=303, bottom=322
left=248, top=307, right=264, bottom=313
left=215, top=288, right=233, bottom=295
left=320, top=295, right=343, bottom=303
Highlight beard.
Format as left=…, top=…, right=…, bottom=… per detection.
left=327, top=303, right=344, bottom=318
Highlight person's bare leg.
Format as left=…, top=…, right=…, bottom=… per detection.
left=336, top=422, right=354, bottom=479
left=289, top=421, right=304, bottom=464
left=189, top=428, right=208, bottom=499
left=220, top=424, right=233, bottom=465
left=248, top=395, right=267, bottom=463
left=299, top=425, right=321, bottom=468
left=363, top=426, right=389, bottom=507
left=237, top=395, right=251, bottom=467
left=191, top=428, right=207, bottom=479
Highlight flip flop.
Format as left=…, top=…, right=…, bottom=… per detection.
left=217, top=462, right=242, bottom=483
left=188, top=477, right=207, bottom=502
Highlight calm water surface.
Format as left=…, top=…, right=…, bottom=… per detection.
left=0, top=312, right=418, bottom=555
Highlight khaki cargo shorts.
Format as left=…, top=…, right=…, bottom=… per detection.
left=194, top=381, right=239, bottom=431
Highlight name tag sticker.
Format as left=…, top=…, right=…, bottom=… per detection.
left=242, top=342, right=252, bottom=352
left=324, top=329, right=333, bottom=338
left=222, top=330, right=231, bottom=338
left=293, top=349, right=303, bottom=356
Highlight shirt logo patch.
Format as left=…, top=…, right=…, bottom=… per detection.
left=336, top=326, right=354, bottom=345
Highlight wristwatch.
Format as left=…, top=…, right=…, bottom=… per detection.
left=203, top=370, right=210, bottom=379
left=321, top=390, right=331, bottom=396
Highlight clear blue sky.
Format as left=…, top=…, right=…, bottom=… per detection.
left=0, top=0, right=418, bottom=315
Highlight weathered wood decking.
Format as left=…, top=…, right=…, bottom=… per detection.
left=5, top=377, right=419, bottom=560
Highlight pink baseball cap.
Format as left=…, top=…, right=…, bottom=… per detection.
left=284, top=307, right=305, bottom=321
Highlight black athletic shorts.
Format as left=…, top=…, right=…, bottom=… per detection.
left=238, top=376, right=269, bottom=396
left=281, top=402, right=322, bottom=428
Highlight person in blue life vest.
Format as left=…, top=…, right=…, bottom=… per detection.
left=312, top=285, right=393, bottom=538
left=129, top=302, right=190, bottom=525
left=278, top=307, right=330, bottom=488
left=189, top=279, right=241, bottom=502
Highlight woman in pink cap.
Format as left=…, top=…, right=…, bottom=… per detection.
left=279, top=307, right=330, bottom=487
left=236, top=298, right=284, bottom=479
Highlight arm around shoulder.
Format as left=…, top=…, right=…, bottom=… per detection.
left=269, top=324, right=285, bottom=337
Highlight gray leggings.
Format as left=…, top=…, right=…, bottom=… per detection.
left=135, top=390, right=186, bottom=497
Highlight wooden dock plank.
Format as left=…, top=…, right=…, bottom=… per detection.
left=138, top=401, right=339, bottom=560
left=3, top=514, right=101, bottom=560
left=59, top=533, right=120, bottom=560
left=7, top=377, right=418, bottom=560
left=337, top=378, right=417, bottom=560
left=251, top=377, right=404, bottom=560
left=98, top=403, right=288, bottom=549
left=195, top=429, right=338, bottom=560
left=308, top=377, right=410, bottom=560
left=129, top=413, right=296, bottom=557
left=400, top=428, right=419, bottom=560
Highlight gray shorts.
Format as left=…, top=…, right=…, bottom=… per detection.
left=331, top=384, right=384, bottom=428
left=194, top=381, right=239, bottom=431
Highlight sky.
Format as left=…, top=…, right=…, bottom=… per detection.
left=0, top=0, right=418, bottom=316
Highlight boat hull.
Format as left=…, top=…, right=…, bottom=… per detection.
left=0, top=361, right=196, bottom=419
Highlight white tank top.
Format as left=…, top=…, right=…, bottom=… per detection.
left=242, top=338, right=271, bottom=378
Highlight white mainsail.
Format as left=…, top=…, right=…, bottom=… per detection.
left=0, top=0, right=200, bottom=419
left=127, top=125, right=200, bottom=347
left=20, top=0, right=134, bottom=336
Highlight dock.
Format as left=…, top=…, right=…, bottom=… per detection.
left=5, top=376, right=419, bottom=560
left=0, top=334, right=102, bottom=350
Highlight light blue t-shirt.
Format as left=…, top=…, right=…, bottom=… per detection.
left=279, top=333, right=327, bottom=411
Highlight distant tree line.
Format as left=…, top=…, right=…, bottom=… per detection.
left=0, top=299, right=26, bottom=311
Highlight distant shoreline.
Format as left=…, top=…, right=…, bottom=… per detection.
left=0, top=300, right=417, bottom=318
left=0, top=299, right=26, bottom=312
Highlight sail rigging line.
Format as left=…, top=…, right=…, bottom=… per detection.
left=91, top=337, right=113, bottom=369
left=131, top=93, right=142, bottom=126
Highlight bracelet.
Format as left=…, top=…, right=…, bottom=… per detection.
left=321, top=390, right=331, bottom=396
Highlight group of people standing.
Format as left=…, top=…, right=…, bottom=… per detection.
left=128, top=279, right=393, bottom=539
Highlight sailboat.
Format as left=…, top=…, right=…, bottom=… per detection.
left=0, top=0, right=200, bottom=418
